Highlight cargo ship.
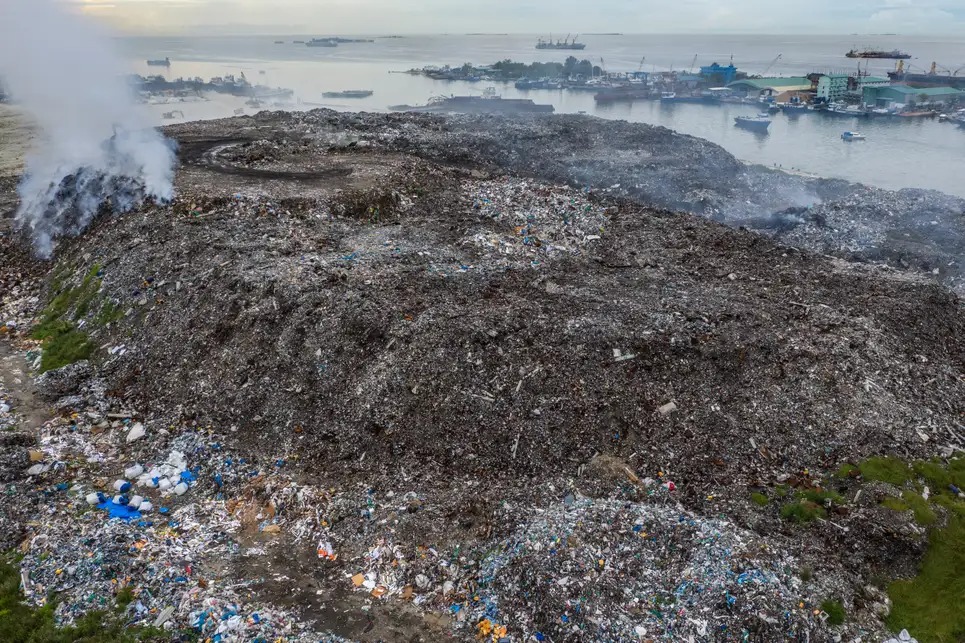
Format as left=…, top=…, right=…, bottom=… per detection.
left=846, top=48, right=911, bottom=59
left=146, top=57, right=171, bottom=67
left=536, top=35, right=586, bottom=50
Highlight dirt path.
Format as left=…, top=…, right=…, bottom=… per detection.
left=0, top=339, right=46, bottom=432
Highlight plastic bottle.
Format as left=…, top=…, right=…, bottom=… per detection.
left=125, top=464, right=144, bottom=478
left=113, top=480, right=132, bottom=493
left=174, top=482, right=189, bottom=496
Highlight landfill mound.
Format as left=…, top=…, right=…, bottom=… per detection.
left=0, top=111, right=963, bottom=642
left=200, top=110, right=964, bottom=292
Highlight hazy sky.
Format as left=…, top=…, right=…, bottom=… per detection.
left=75, top=0, right=965, bottom=35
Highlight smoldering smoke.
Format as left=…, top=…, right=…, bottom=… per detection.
left=0, top=0, right=176, bottom=257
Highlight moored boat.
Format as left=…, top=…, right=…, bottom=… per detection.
left=734, top=114, right=772, bottom=131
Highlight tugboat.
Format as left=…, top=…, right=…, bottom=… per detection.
left=734, top=114, right=772, bottom=132
left=322, top=90, right=374, bottom=98
left=846, top=48, right=911, bottom=59
left=535, top=34, right=586, bottom=50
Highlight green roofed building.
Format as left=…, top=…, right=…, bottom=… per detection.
left=863, top=84, right=963, bottom=107
left=727, top=77, right=814, bottom=96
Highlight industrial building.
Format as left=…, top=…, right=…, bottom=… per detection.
left=726, top=77, right=814, bottom=98
left=862, top=84, right=963, bottom=107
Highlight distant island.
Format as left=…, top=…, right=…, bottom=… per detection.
left=584, top=32, right=623, bottom=35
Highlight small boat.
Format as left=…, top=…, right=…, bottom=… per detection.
left=147, top=57, right=171, bottom=67
left=659, top=91, right=676, bottom=100
left=322, top=90, right=374, bottom=99
left=734, top=114, right=772, bottom=131
left=274, top=41, right=284, bottom=44
left=841, top=131, right=866, bottom=141
left=307, top=38, right=338, bottom=48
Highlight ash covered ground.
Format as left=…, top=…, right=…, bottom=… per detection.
left=0, top=110, right=963, bottom=642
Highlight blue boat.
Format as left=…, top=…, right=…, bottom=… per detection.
left=841, top=131, right=866, bottom=141
left=734, top=114, right=772, bottom=132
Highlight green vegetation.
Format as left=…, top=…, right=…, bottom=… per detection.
left=29, top=264, right=109, bottom=373
left=887, top=514, right=965, bottom=643
left=0, top=558, right=165, bottom=642
left=913, top=459, right=952, bottom=491
left=750, top=492, right=769, bottom=507
left=881, top=490, right=937, bottom=526
left=798, top=566, right=814, bottom=582
left=31, top=326, right=93, bottom=374
left=834, top=463, right=859, bottom=478
left=859, top=457, right=912, bottom=486
left=798, top=488, right=845, bottom=506
left=114, top=586, right=133, bottom=610
left=490, top=56, right=602, bottom=80
left=780, top=500, right=826, bottom=524
left=95, top=301, right=125, bottom=327
left=821, top=599, right=846, bottom=626
left=780, top=487, right=846, bottom=524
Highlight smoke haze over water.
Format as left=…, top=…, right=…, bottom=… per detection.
left=0, top=0, right=176, bottom=257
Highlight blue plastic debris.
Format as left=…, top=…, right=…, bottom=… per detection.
left=96, top=499, right=142, bottom=521
left=180, top=470, right=197, bottom=483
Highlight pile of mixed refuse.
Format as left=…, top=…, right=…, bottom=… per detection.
left=0, top=109, right=962, bottom=642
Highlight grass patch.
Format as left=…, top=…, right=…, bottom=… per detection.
left=30, top=264, right=104, bottom=373
left=95, top=301, right=125, bottom=327
left=859, top=457, right=912, bottom=486
left=750, top=492, right=769, bottom=507
left=0, top=558, right=164, bottom=642
left=780, top=500, right=826, bottom=524
left=902, top=490, right=938, bottom=526
left=821, top=599, right=845, bottom=626
left=932, top=495, right=965, bottom=518
left=798, top=488, right=845, bottom=506
left=799, top=566, right=814, bottom=582
left=887, top=514, right=965, bottom=643
left=834, top=463, right=859, bottom=478
left=913, top=460, right=951, bottom=491
left=115, top=585, right=134, bottom=609
left=36, top=327, right=93, bottom=374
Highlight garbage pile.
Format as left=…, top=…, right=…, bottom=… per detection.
left=184, top=109, right=965, bottom=292
left=0, top=110, right=961, bottom=642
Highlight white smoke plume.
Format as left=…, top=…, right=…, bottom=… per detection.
left=0, top=0, right=176, bottom=257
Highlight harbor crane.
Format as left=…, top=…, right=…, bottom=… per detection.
left=763, top=53, right=783, bottom=75
left=689, top=54, right=698, bottom=74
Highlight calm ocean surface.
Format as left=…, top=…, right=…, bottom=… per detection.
left=118, top=34, right=965, bottom=196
